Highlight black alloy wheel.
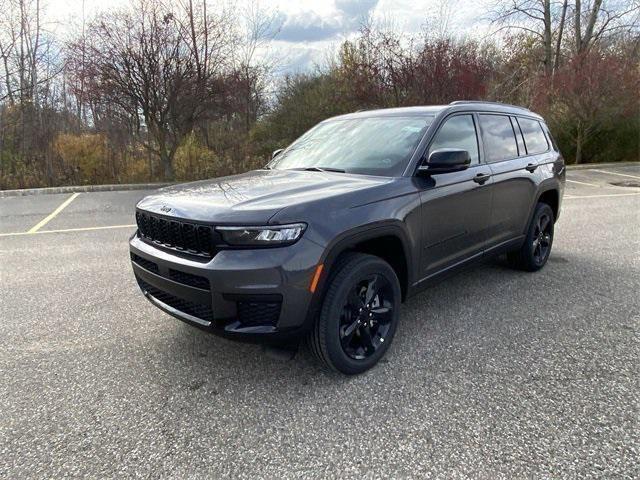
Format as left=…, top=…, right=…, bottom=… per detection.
left=507, top=202, right=555, bottom=272
left=339, top=274, right=394, bottom=360
left=309, top=252, right=401, bottom=374
left=532, top=211, right=552, bottom=266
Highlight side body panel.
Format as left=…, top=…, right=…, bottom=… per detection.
left=485, top=155, right=540, bottom=245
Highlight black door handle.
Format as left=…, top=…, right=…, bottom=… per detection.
left=525, top=163, right=538, bottom=172
left=473, top=173, right=491, bottom=185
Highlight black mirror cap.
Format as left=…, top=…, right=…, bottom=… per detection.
left=272, top=148, right=284, bottom=160
left=418, top=148, right=471, bottom=175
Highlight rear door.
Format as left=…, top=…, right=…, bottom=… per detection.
left=418, top=113, right=493, bottom=277
left=479, top=113, right=541, bottom=247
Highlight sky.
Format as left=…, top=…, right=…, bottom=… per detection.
left=44, top=0, right=494, bottom=74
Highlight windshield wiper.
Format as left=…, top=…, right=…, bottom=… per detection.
left=293, top=166, right=346, bottom=173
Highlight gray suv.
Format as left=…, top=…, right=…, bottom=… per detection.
left=130, top=101, right=565, bottom=374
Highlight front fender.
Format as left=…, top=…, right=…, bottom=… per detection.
left=300, top=220, right=417, bottom=332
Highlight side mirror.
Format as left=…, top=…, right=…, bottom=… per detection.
left=272, top=148, right=284, bottom=159
left=418, top=149, right=471, bottom=175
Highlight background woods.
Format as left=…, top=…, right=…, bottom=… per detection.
left=0, top=0, right=638, bottom=189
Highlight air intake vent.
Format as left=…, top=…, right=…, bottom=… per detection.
left=130, top=252, right=159, bottom=273
left=237, top=300, right=281, bottom=327
left=169, top=269, right=210, bottom=290
left=136, top=276, right=213, bottom=322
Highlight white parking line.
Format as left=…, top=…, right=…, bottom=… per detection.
left=566, top=179, right=599, bottom=187
left=565, top=192, right=640, bottom=199
left=0, top=224, right=136, bottom=238
left=589, top=169, right=640, bottom=180
left=27, top=193, right=80, bottom=233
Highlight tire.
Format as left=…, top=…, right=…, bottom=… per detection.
left=309, top=252, right=401, bottom=375
left=507, top=202, right=555, bottom=272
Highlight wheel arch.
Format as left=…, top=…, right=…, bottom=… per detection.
left=301, top=222, right=414, bottom=332
left=321, top=222, right=413, bottom=301
left=525, top=185, right=561, bottom=232
left=537, top=188, right=560, bottom=221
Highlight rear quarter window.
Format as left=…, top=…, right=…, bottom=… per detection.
left=543, top=124, right=559, bottom=152
left=517, top=117, right=549, bottom=155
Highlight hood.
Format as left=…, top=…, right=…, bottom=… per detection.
left=136, top=169, right=393, bottom=224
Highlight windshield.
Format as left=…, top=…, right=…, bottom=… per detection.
left=268, top=115, right=434, bottom=177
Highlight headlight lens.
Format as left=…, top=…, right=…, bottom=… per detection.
left=216, top=223, right=306, bottom=246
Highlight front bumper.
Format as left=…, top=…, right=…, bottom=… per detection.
left=129, top=232, right=325, bottom=344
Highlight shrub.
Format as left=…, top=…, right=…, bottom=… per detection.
left=52, top=133, right=111, bottom=184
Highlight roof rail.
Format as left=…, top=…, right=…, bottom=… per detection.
left=449, top=100, right=531, bottom=111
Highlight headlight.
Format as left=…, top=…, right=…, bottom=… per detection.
left=216, top=223, right=306, bottom=246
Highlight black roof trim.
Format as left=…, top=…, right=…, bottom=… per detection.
left=324, top=102, right=544, bottom=123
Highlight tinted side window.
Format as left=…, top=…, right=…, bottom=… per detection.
left=518, top=117, right=549, bottom=154
left=428, top=115, right=479, bottom=164
left=479, top=114, right=518, bottom=162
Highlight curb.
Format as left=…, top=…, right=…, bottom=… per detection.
left=566, top=161, right=639, bottom=170
left=0, top=182, right=174, bottom=198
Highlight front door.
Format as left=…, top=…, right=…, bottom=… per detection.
left=418, top=114, right=493, bottom=278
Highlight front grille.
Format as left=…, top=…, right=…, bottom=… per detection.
left=169, top=269, right=210, bottom=290
left=130, top=253, right=159, bottom=273
left=237, top=300, right=281, bottom=327
left=136, top=210, right=216, bottom=257
left=137, top=277, right=213, bottom=322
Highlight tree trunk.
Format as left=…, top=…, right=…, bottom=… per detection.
left=160, top=149, right=174, bottom=181
left=147, top=148, right=154, bottom=182
left=543, top=0, right=553, bottom=76
left=575, top=128, right=583, bottom=164
left=553, top=0, right=568, bottom=72
left=575, top=0, right=582, bottom=53
left=582, top=0, right=603, bottom=52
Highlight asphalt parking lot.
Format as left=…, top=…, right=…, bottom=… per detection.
left=1, top=165, right=639, bottom=478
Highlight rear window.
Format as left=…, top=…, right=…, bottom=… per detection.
left=517, top=118, right=549, bottom=155
left=479, top=114, right=518, bottom=162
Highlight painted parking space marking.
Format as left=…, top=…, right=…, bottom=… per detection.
left=566, top=179, right=599, bottom=187
left=0, top=223, right=136, bottom=238
left=565, top=192, right=640, bottom=199
left=27, top=192, right=80, bottom=233
left=588, top=169, right=640, bottom=180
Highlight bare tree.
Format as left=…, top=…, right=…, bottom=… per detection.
left=0, top=0, right=63, bottom=184
left=491, top=0, right=639, bottom=73
left=574, top=0, right=639, bottom=53
left=73, top=0, right=235, bottom=180
left=423, top=0, right=459, bottom=40
left=233, top=0, right=278, bottom=132
left=491, top=0, right=567, bottom=74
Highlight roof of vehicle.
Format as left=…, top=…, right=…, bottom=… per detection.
left=327, top=101, right=544, bottom=121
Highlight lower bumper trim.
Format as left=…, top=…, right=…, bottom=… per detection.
left=142, top=289, right=212, bottom=327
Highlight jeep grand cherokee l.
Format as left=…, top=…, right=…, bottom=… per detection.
left=130, top=101, right=565, bottom=374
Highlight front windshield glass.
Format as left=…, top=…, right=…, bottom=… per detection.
left=269, top=115, right=434, bottom=177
